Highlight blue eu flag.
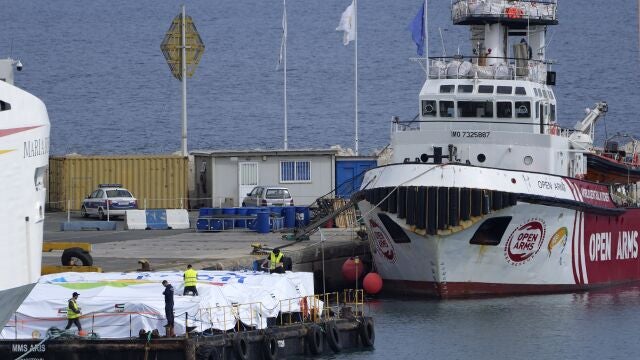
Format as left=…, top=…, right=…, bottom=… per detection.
left=409, top=5, right=425, bottom=56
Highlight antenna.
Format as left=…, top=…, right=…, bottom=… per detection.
left=438, top=27, right=448, bottom=57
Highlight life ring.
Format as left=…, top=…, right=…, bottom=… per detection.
left=506, top=7, right=523, bottom=19
left=233, top=333, right=250, bottom=360
left=358, top=317, right=375, bottom=347
left=325, top=321, right=342, bottom=353
left=549, top=124, right=559, bottom=136
left=262, top=335, right=279, bottom=360
left=306, top=325, right=323, bottom=355
left=299, top=298, right=309, bottom=321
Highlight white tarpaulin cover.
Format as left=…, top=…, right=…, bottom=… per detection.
left=1, top=270, right=316, bottom=339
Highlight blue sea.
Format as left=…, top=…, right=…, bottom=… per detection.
left=3, top=1, right=640, bottom=359
left=2, top=0, right=638, bottom=156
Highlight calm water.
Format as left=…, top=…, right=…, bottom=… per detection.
left=3, top=1, right=640, bottom=359
left=1, top=1, right=638, bottom=155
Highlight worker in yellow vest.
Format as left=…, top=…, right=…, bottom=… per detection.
left=65, top=292, right=82, bottom=331
left=183, top=264, right=199, bottom=296
left=261, top=248, right=285, bottom=274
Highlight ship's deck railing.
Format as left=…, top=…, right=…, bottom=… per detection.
left=391, top=118, right=575, bottom=138
left=451, top=0, right=557, bottom=24
left=415, top=57, right=550, bottom=84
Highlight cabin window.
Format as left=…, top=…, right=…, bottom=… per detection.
left=542, top=90, right=548, bottom=98
left=550, top=104, right=556, bottom=122
left=280, top=161, right=311, bottom=183
left=440, top=85, right=455, bottom=93
left=421, top=100, right=437, bottom=117
left=478, top=85, right=494, bottom=94
left=458, top=101, right=493, bottom=118
left=535, top=101, right=540, bottom=118
left=548, top=91, right=555, bottom=100
left=497, top=102, right=513, bottom=118
left=534, top=88, right=540, bottom=97
left=515, top=87, right=526, bottom=95
left=377, top=213, right=411, bottom=243
left=439, top=101, right=455, bottom=117
left=0, top=100, right=10, bottom=111
left=458, top=85, right=473, bottom=93
left=515, top=101, right=531, bottom=118
left=497, top=86, right=512, bottom=94
left=470, top=217, right=513, bottom=246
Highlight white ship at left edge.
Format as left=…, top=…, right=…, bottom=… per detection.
left=0, top=58, right=50, bottom=328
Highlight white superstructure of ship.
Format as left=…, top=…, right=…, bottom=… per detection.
left=358, top=0, right=640, bottom=298
left=0, top=58, right=50, bottom=323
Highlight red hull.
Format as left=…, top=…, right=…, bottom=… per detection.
left=381, top=279, right=640, bottom=299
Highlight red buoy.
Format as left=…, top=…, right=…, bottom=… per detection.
left=341, top=257, right=364, bottom=282
left=363, top=272, right=383, bottom=294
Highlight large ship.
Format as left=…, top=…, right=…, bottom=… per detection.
left=0, top=58, right=50, bottom=325
left=358, top=0, right=640, bottom=298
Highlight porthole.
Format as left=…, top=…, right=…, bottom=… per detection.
left=524, top=156, right=533, bottom=165
left=477, top=154, right=486, bottom=163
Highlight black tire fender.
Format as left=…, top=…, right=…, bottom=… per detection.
left=325, top=320, right=342, bottom=353
left=306, top=324, right=323, bottom=355
left=61, top=247, right=93, bottom=266
left=262, top=334, right=278, bottom=360
left=233, top=333, right=250, bottom=360
left=359, top=317, right=375, bottom=347
left=196, top=345, right=220, bottom=360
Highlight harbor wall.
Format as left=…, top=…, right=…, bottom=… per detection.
left=48, top=155, right=188, bottom=211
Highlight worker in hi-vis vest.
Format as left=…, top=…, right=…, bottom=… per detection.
left=262, top=248, right=285, bottom=274
left=65, top=292, right=82, bottom=331
left=183, top=264, right=198, bottom=296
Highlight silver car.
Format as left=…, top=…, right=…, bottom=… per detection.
left=81, top=184, right=138, bottom=219
left=242, top=186, right=294, bottom=207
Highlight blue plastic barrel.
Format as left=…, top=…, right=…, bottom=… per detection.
left=295, top=206, right=311, bottom=227
left=211, top=208, right=223, bottom=215
left=235, top=207, right=249, bottom=228
left=245, top=207, right=259, bottom=230
left=222, top=208, right=236, bottom=229
left=270, top=206, right=283, bottom=217
left=256, top=210, right=271, bottom=234
left=210, top=219, right=223, bottom=231
left=198, top=208, right=211, bottom=217
left=196, top=218, right=210, bottom=231
left=283, top=206, right=296, bottom=228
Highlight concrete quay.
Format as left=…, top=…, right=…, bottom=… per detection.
left=43, top=212, right=371, bottom=291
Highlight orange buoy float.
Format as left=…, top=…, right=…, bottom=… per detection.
left=341, top=257, right=364, bottom=282
left=363, top=273, right=383, bottom=294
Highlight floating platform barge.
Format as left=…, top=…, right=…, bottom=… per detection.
left=2, top=316, right=374, bottom=359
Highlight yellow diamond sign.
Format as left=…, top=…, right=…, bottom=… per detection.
left=160, top=12, right=205, bottom=81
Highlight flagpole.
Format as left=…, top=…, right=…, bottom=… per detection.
left=354, top=0, right=359, bottom=156
left=283, top=0, right=288, bottom=150
left=181, top=4, right=188, bottom=157
left=424, top=0, right=429, bottom=67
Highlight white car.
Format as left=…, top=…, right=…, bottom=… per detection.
left=242, top=186, right=294, bottom=207
left=81, top=184, right=138, bottom=220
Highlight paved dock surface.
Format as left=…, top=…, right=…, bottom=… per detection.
left=43, top=212, right=369, bottom=273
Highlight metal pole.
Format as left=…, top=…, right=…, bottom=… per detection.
left=424, top=0, right=429, bottom=62
left=181, top=5, right=188, bottom=157
left=67, top=200, right=71, bottom=222
left=283, top=0, right=288, bottom=150
left=354, top=0, right=359, bottom=156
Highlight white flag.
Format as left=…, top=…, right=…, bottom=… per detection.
left=336, top=2, right=355, bottom=45
left=277, top=0, right=287, bottom=70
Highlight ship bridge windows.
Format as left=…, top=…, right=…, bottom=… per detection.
left=0, top=100, right=10, bottom=111
left=515, top=87, right=527, bottom=95
left=497, top=102, right=513, bottom=118
left=440, top=85, right=455, bottom=93
left=439, top=101, right=455, bottom=117
left=458, top=85, right=473, bottom=93
left=458, top=101, right=493, bottom=118
left=421, top=100, right=437, bottom=117
left=550, top=104, right=556, bottom=122
left=497, top=86, right=513, bottom=95
left=478, top=85, right=494, bottom=94
left=515, top=101, right=531, bottom=118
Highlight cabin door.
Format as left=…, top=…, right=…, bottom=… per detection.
left=238, top=162, right=259, bottom=207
